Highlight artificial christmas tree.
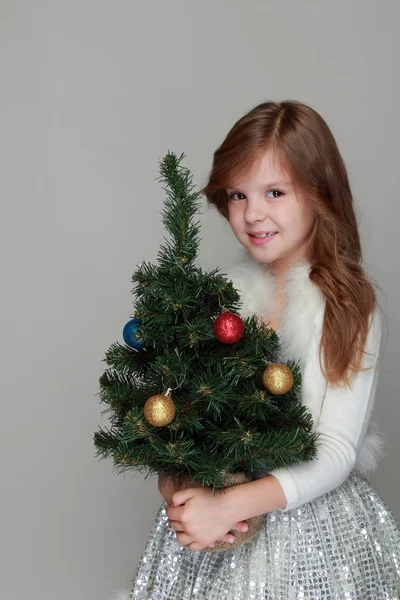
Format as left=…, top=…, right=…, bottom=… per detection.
left=94, top=151, right=318, bottom=550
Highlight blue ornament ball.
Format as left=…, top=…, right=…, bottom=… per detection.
left=123, top=318, right=146, bottom=350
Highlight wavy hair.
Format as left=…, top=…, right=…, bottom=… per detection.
left=201, top=100, right=378, bottom=387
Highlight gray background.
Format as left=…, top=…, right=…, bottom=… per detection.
left=1, top=1, right=399, bottom=599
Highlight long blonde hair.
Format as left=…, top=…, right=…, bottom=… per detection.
left=201, top=100, right=377, bottom=387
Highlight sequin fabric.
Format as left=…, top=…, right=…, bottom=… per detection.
left=128, top=471, right=400, bottom=599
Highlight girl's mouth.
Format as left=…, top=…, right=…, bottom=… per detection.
left=248, top=232, right=278, bottom=245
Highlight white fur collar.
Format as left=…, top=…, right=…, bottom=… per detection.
left=225, top=250, right=325, bottom=365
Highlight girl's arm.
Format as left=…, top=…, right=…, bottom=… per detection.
left=167, top=478, right=284, bottom=551
left=269, top=306, right=382, bottom=512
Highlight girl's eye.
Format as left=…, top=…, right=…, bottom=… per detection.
left=228, top=192, right=245, bottom=201
left=267, top=190, right=284, bottom=199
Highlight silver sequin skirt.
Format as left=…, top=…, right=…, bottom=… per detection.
left=126, top=471, right=400, bottom=599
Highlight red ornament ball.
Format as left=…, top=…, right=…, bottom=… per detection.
left=213, top=312, right=245, bottom=344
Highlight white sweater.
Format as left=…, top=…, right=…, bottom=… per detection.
left=225, top=252, right=384, bottom=512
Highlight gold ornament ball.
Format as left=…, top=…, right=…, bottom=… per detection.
left=143, top=394, right=176, bottom=427
left=263, top=363, right=294, bottom=395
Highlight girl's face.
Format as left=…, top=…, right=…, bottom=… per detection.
left=226, top=149, right=315, bottom=274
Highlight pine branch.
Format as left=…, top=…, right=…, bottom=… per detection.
left=156, top=151, right=202, bottom=268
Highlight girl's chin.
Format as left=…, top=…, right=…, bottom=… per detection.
left=247, top=246, right=277, bottom=263
left=246, top=239, right=276, bottom=253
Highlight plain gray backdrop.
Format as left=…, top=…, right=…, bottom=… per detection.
left=1, top=1, right=399, bottom=599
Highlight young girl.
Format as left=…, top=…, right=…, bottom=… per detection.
left=116, top=100, right=400, bottom=599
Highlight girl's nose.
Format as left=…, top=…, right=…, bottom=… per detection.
left=245, top=201, right=265, bottom=224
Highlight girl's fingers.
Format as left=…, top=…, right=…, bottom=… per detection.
left=232, top=520, right=249, bottom=533
left=168, top=519, right=184, bottom=532
left=166, top=505, right=183, bottom=521
left=217, top=533, right=236, bottom=544
left=168, top=521, right=215, bottom=550
left=170, top=519, right=247, bottom=544
left=176, top=531, right=194, bottom=547
left=188, top=541, right=209, bottom=551
left=170, top=515, right=248, bottom=547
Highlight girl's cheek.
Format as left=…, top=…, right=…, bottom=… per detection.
left=228, top=206, right=243, bottom=225
left=227, top=212, right=238, bottom=229
left=230, top=219, right=242, bottom=234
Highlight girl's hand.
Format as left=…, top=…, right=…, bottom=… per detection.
left=165, top=485, right=249, bottom=551
left=158, top=472, right=203, bottom=505
left=159, top=473, right=249, bottom=549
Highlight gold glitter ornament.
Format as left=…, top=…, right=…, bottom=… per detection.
left=263, top=363, right=294, bottom=395
left=143, top=391, right=176, bottom=427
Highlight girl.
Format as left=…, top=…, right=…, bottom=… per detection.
left=116, top=100, right=400, bottom=599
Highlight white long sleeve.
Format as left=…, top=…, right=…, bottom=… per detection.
left=269, top=307, right=382, bottom=512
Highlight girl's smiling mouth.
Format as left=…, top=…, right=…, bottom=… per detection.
left=248, top=231, right=279, bottom=244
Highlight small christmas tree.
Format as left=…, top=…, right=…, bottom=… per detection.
left=94, top=152, right=318, bottom=496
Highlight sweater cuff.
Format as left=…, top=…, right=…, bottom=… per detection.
left=269, top=467, right=300, bottom=512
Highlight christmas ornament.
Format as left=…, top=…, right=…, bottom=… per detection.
left=213, top=312, right=245, bottom=344
left=144, top=390, right=176, bottom=427
left=263, top=363, right=294, bottom=395
left=123, top=318, right=145, bottom=350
